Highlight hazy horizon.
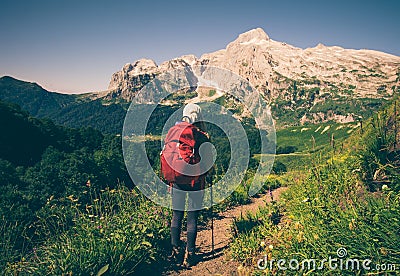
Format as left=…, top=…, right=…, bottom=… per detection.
left=1, top=0, right=399, bottom=94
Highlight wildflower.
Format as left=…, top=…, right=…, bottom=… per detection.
left=260, top=241, right=265, bottom=247
left=302, top=197, right=310, bottom=203
left=67, top=195, right=78, bottom=202
left=294, top=222, right=302, bottom=230
left=297, top=231, right=304, bottom=243
left=349, top=218, right=356, bottom=230
left=98, top=225, right=102, bottom=229
left=268, top=244, right=274, bottom=250
left=382, top=184, right=389, bottom=190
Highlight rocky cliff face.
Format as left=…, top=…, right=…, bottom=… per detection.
left=103, top=28, right=400, bottom=126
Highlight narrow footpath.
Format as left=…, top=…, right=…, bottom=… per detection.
left=164, top=187, right=287, bottom=276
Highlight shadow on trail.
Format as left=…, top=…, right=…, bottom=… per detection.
left=152, top=242, right=228, bottom=275
left=197, top=243, right=226, bottom=262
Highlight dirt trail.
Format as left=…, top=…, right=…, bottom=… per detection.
left=164, top=187, right=287, bottom=276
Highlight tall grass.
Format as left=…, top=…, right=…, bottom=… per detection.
left=356, top=104, right=400, bottom=191
left=229, top=100, right=400, bottom=275
left=3, top=186, right=171, bottom=275
left=230, top=159, right=400, bottom=275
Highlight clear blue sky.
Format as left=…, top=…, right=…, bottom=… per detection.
left=0, top=0, right=399, bottom=93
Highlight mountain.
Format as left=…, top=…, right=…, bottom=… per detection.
left=102, top=28, right=400, bottom=126
left=1, top=28, right=399, bottom=131
left=0, top=76, right=128, bottom=133
left=0, top=99, right=103, bottom=166
left=0, top=76, right=77, bottom=117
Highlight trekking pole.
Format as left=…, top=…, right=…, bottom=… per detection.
left=210, top=180, right=215, bottom=255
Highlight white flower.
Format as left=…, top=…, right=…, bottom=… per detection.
left=382, top=184, right=389, bottom=190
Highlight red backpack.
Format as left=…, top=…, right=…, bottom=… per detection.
left=160, top=122, right=201, bottom=187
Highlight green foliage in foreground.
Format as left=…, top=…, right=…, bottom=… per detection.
left=0, top=100, right=134, bottom=274
left=230, top=159, right=400, bottom=275
left=3, top=186, right=171, bottom=275
left=0, top=99, right=130, bottom=214
left=356, top=102, right=400, bottom=191
left=0, top=170, right=280, bottom=275
left=229, top=100, right=400, bottom=275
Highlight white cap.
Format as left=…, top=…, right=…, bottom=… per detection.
left=182, top=103, right=202, bottom=123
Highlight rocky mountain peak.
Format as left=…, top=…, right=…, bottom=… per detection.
left=315, top=43, right=326, bottom=49
left=130, top=59, right=158, bottom=74
left=234, top=28, right=269, bottom=43
left=227, top=28, right=270, bottom=49
left=103, top=27, right=400, bottom=126
left=159, top=55, right=198, bottom=71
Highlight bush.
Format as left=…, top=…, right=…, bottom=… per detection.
left=272, top=161, right=287, bottom=174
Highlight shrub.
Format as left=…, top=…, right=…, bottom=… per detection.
left=272, top=161, right=287, bottom=174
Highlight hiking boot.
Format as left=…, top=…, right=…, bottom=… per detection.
left=182, top=250, right=197, bottom=268
left=168, top=245, right=184, bottom=265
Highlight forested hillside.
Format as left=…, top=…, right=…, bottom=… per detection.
left=0, top=76, right=128, bottom=133
left=0, top=99, right=130, bottom=223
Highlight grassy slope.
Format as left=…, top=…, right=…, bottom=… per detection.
left=254, top=121, right=358, bottom=172
left=229, top=100, right=400, bottom=275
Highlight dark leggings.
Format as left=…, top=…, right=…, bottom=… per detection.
left=171, top=210, right=199, bottom=252
left=170, top=184, right=203, bottom=252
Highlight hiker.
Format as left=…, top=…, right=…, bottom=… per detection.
left=161, top=103, right=213, bottom=267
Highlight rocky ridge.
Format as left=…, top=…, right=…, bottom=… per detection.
left=103, top=28, right=400, bottom=126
